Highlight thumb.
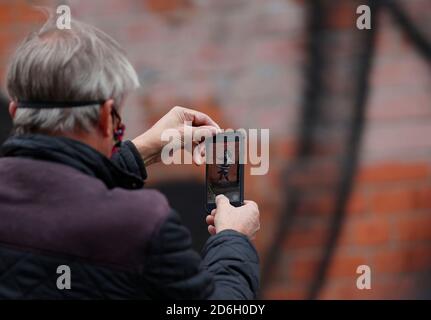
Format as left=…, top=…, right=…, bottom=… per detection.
left=192, top=143, right=205, bottom=165
left=215, top=194, right=231, bottom=210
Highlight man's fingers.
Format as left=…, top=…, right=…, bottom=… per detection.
left=191, top=126, right=218, bottom=166
left=183, top=107, right=220, bottom=129
left=192, top=126, right=215, bottom=165
left=206, top=215, right=215, bottom=226
left=208, top=225, right=216, bottom=236
left=211, top=209, right=216, bottom=216
left=192, top=142, right=208, bottom=165
left=216, top=194, right=231, bottom=210
left=191, top=126, right=219, bottom=144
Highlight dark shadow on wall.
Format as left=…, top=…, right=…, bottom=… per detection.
left=261, top=0, right=431, bottom=299
left=153, top=181, right=209, bottom=252
left=260, top=0, right=379, bottom=299
left=0, top=96, right=12, bottom=145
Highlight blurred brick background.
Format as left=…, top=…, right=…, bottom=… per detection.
left=1, top=0, right=431, bottom=299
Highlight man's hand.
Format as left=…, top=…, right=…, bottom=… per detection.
left=132, top=106, right=220, bottom=166
left=206, top=195, right=260, bottom=240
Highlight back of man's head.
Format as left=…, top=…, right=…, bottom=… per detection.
left=6, top=13, right=139, bottom=135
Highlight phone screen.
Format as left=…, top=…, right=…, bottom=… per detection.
left=206, top=133, right=244, bottom=212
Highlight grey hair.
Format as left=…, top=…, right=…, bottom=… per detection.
left=6, top=14, right=140, bottom=135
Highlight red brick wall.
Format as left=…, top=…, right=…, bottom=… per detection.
left=1, top=0, right=431, bottom=299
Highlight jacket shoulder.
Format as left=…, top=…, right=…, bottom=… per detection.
left=108, top=187, right=170, bottom=220
left=72, top=187, right=173, bottom=269
left=0, top=158, right=173, bottom=270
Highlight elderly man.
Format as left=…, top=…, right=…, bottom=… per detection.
left=0, top=17, right=260, bottom=299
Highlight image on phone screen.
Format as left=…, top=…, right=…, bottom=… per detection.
left=206, top=133, right=243, bottom=211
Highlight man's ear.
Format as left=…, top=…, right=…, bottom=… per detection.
left=99, top=99, right=114, bottom=138
left=9, top=101, right=17, bottom=119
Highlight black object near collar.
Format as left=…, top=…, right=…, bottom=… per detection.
left=16, top=100, right=105, bottom=109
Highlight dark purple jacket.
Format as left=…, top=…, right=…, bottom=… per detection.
left=0, top=139, right=259, bottom=299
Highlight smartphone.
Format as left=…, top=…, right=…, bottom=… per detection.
left=205, top=131, right=244, bottom=214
